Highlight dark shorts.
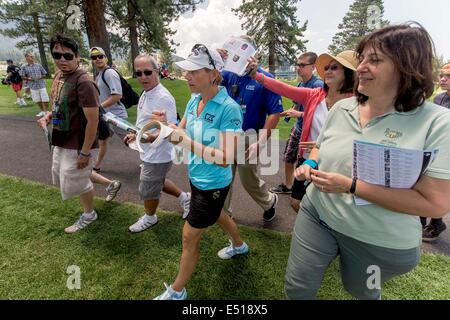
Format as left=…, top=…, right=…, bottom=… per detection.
left=98, top=117, right=113, bottom=141
left=187, top=181, right=231, bottom=229
left=291, top=157, right=308, bottom=201
left=283, top=127, right=301, bottom=164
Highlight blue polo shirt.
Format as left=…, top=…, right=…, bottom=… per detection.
left=293, top=75, right=324, bottom=131
left=222, top=68, right=283, bottom=131
left=184, top=87, right=243, bottom=191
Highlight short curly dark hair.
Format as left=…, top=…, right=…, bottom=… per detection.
left=355, top=22, right=435, bottom=112
left=50, top=34, right=79, bottom=55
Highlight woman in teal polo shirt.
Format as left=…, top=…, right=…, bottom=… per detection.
left=287, top=23, right=450, bottom=299
left=153, top=44, right=249, bottom=300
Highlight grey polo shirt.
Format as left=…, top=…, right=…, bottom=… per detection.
left=96, top=68, right=128, bottom=120
left=306, top=97, right=450, bottom=250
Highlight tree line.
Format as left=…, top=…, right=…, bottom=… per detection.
left=1, top=0, right=446, bottom=77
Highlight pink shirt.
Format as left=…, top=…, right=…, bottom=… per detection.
left=254, top=72, right=327, bottom=156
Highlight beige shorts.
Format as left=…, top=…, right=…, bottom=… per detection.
left=31, top=88, right=49, bottom=103
left=52, top=147, right=98, bottom=200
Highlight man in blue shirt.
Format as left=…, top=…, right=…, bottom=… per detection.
left=218, top=36, right=283, bottom=222
left=271, top=52, right=323, bottom=197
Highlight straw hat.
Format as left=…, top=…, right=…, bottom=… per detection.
left=315, top=50, right=359, bottom=79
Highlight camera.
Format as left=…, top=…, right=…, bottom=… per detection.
left=1, top=77, right=10, bottom=85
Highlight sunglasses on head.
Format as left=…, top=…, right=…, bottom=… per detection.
left=135, top=70, right=153, bottom=77
left=52, top=51, right=75, bottom=61
left=296, top=63, right=314, bottom=68
left=324, top=64, right=340, bottom=72
left=191, top=44, right=216, bottom=69
left=90, top=54, right=105, bottom=60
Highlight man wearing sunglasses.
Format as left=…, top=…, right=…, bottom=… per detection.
left=37, top=35, right=103, bottom=233
left=89, top=47, right=128, bottom=172
left=123, top=54, right=191, bottom=233
left=19, top=52, right=49, bottom=117
left=271, top=52, right=323, bottom=196
left=218, top=35, right=282, bottom=223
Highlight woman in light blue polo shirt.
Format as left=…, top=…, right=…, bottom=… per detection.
left=153, top=44, right=249, bottom=300
left=287, top=23, right=450, bottom=299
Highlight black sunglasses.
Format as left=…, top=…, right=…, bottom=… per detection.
left=191, top=44, right=216, bottom=69
left=324, top=64, right=340, bottom=72
left=90, top=54, right=105, bottom=60
left=52, top=52, right=75, bottom=61
left=296, top=63, right=314, bottom=68
left=135, top=70, right=154, bottom=77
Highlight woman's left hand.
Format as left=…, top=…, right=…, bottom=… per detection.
left=310, top=169, right=352, bottom=194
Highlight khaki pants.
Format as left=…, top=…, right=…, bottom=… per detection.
left=223, top=163, right=276, bottom=215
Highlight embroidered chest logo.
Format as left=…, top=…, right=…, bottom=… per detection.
left=205, top=113, right=215, bottom=123
left=384, top=128, right=403, bottom=141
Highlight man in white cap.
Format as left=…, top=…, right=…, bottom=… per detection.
left=89, top=46, right=128, bottom=172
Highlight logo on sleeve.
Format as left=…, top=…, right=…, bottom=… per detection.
left=231, top=119, right=242, bottom=127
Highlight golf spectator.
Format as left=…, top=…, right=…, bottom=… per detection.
left=270, top=52, right=323, bottom=195
left=20, top=52, right=49, bottom=117
left=285, top=23, right=450, bottom=300
left=248, top=50, right=357, bottom=212
left=37, top=35, right=100, bottom=233
left=218, top=35, right=282, bottom=222
left=124, top=54, right=191, bottom=233
left=6, top=59, right=26, bottom=107
left=89, top=46, right=128, bottom=172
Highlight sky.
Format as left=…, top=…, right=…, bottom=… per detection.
left=170, top=0, right=449, bottom=61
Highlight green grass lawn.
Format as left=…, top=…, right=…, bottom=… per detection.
left=0, top=175, right=449, bottom=300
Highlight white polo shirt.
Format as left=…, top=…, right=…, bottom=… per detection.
left=136, top=83, right=177, bottom=163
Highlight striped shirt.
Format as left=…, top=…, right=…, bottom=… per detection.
left=19, top=63, right=47, bottom=90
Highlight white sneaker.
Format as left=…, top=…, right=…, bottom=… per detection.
left=65, top=211, right=98, bottom=234
left=129, top=215, right=158, bottom=233
left=105, top=180, right=121, bottom=202
left=20, top=99, right=27, bottom=106
left=218, top=240, right=249, bottom=260
left=153, top=283, right=187, bottom=300
left=180, top=192, right=191, bottom=219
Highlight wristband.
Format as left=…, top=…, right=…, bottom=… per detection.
left=260, top=73, right=265, bottom=84
left=79, top=151, right=91, bottom=158
left=303, top=159, right=318, bottom=170
left=350, top=177, right=357, bottom=194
